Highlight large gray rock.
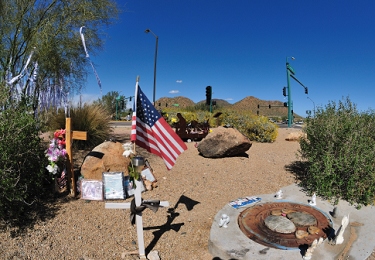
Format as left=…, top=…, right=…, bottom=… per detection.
left=197, top=126, right=252, bottom=158
left=287, top=212, right=317, bottom=227
left=81, top=141, right=130, bottom=180
left=264, top=215, right=296, bottom=233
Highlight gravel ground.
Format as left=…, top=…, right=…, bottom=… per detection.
left=1, top=126, right=374, bottom=260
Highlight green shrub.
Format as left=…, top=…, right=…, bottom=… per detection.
left=47, top=103, right=112, bottom=150
left=161, top=107, right=277, bottom=142
left=221, top=110, right=278, bottom=142
left=298, top=97, right=375, bottom=207
left=161, top=109, right=212, bottom=127
left=0, top=105, right=50, bottom=223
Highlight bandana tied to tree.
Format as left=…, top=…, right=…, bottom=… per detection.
left=131, top=81, right=187, bottom=170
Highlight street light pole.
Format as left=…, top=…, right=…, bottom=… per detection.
left=115, top=96, right=121, bottom=121
left=307, top=96, right=315, bottom=116
left=145, top=29, right=158, bottom=105
left=286, top=56, right=295, bottom=128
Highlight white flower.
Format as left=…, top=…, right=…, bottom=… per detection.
left=122, top=142, right=134, bottom=157
left=122, top=150, right=133, bottom=157
left=46, top=164, right=59, bottom=174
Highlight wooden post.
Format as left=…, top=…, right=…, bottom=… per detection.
left=65, top=118, right=87, bottom=197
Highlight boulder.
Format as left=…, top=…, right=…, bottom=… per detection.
left=197, top=126, right=252, bottom=158
left=81, top=141, right=131, bottom=180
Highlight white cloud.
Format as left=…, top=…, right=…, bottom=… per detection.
left=176, top=80, right=182, bottom=83
left=225, top=98, right=233, bottom=101
left=169, top=90, right=179, bottom=94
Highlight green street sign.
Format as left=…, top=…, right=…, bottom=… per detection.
left=287, top=64, right=295, bottom=75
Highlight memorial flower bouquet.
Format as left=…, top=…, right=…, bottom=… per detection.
left=122, top=142, right=140, bottom=187
left=45, top=129, right=67, bottom=188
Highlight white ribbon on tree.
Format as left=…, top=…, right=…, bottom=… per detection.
left=79, top=26, right=102, bottom=95
left=7, top=47, right=36, bottom=85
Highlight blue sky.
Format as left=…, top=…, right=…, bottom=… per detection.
left=82, top=0, right=375, bottom=116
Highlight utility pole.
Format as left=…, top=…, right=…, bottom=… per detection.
left=285, top=57, right=309, bottom=127
left=286, top=57, right=295, bottom=128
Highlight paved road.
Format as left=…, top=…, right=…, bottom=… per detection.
left=108, top=121, right=302, bottom=130
left=109, top=121, right=131, bottom=128
left=277, top=123, right=303, bottom=129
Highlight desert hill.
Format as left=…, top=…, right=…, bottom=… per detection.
left=155, top=96, right=195, bottom=108
left=155, top=96, right=300, bottom=118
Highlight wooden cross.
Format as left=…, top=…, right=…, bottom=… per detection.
left=65, top=117, right=87, bottom=197
left=105, top=179, right=169, bottom=259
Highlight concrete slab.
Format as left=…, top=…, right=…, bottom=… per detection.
left=209, top=184, right=375, bottom=260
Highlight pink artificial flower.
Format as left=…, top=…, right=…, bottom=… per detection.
left=60, top=149, right=67, bottom=158
left=54, top=129, right=66, bottom=140
left=58, top=139, right=66, bottom=146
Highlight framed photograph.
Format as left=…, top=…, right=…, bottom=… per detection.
left=102, top=172, right=125, bottom=200
left=141, top=168, right=156, bottom=182
left=144, top=159, right=153, bottom=172
left=81, top=179, right=103, bottom=201
left=124, top=176, right=146, bottom=198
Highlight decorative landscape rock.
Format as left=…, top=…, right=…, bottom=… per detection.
left=196, top=126, right=252, bottom=158
left=81, top=141, right=131, bottom=180
left=295, top=230, right=309, bottom=239
left=264, top=215, right=296, bottom=234
left=308, top=226, right=320, bottom=235
left=287, top=212, right=317, bottom=227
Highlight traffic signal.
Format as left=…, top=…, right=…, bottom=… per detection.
left=257, top=104, right=260, bottom=109
left=257, top=111, right=259, bottom=116
left=120, top=100, right=125, bottom=109
left=212, top=100, right=216, bottom=106
left=269, top=104, right=271, bottom=109
left=283, top=87, right=287, bottom=96
left=305, top=87, right=308, bottom=94
left=284, top=102, right=288, bottom=107
left=206, top=86, right=212, bottom=105
left=129, top=97, right=132, bottom=101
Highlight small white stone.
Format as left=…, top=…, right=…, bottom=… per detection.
left=147, top=250, right=160, bottom=260
left=275, top=189, right=283, bottom=199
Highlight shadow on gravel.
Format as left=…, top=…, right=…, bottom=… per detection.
left=144, top=195, right=200, bottom=255
left=107, top=132, right=131, bottom=143
left=0, top=193, right=71, bottom=238
left=198, top=152, right=249, bottom=158
left=285, top=160, right=310, bottom=191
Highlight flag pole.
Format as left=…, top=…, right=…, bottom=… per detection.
left=132, top=76, right=140, bottom=154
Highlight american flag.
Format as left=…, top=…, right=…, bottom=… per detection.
left=131, top=82, right=187, bottom=170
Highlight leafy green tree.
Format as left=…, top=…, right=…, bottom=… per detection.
left=0, top=0, right=120, bottom=227
left=93, top=91, right=126, bottom=117
left=0, top=0, right=119, bottom=112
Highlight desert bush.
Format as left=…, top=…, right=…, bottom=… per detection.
left=299, top=97, right=375, bottom=207
left=47, top=103, right=112, bottom=150
left=0, top=103, right=50, bottom=223
left=161, top=109, right=212, bottom=126
left=161, top=107, right=277, bottom=142
left=221, top=110, right=278, bottom=142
